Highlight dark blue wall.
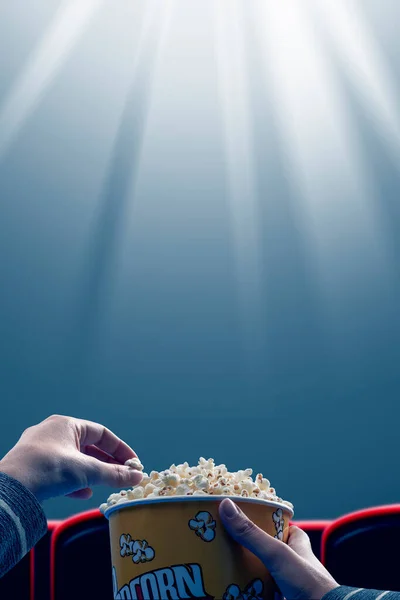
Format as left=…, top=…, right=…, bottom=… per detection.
left=0, top=0, right=399, bottom=520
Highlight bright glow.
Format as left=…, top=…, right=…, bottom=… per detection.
left=70, top=0, right=175, bottom=378
left=214, top=0, right=265, bottom=362
left=252, top=0, right=390, bottom=299
left=0, top=0, right=102, bottom=161
left=126, top=0, right=171, bottom=80
left=313, top=0, right=400, bottom=160
left=0, top=0, right=397, bottom=351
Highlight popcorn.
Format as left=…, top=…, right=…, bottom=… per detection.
left=192, top=474, right=209, bottom=490
left=162, top=473, right=180, bottom=487
left=127, top=487, right=144, bottom=500
left=256, top=474, right=270, bottom=491
left=107, top=493, right=122, bottom=504
left=124, top=458, right=144, bottom=471
left=175, top=483, right=191, bottom=496
left=211, top=483, right=224, bottom=495
left=99, top=458, right=293, bottom=514
left=240, top=479, right=255, bottom=494
left=174, top=462, right=189, bottom=476
left=140, top=474, right=152, bottom=486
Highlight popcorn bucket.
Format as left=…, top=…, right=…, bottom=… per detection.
left=104, top=496, right=293, bottom=600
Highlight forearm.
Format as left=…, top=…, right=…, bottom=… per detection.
left=0, top=471, right=47, bottom=578
left=323, top=585, right=400, bottom=600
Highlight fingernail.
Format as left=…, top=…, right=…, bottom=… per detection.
left=222, top=499, right=239, bottom=518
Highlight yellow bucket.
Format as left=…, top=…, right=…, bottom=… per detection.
left=104, top=495, right=293, bottom=600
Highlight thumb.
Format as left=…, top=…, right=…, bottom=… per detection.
left=219, top=499, right=289, bottom=576
left=288, top=526, right=338, bottom=576
left=288, top=526, right=321, bottom=565
left=85, top=458, right=144, bottom=489
left=219, top=500, right=338, bottom=600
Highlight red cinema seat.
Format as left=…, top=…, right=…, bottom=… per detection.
left=51, top=509, right=112, bottom=600
left=321, top=505, right=400, bottom=590
left=291, top=521, right=331, bottom=560
left=30, top=521, right=61, bottom=600
left=0, top=548, right=31, bottom=599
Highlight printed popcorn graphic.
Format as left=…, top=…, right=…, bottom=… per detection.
left=119, top=534, right=134, bottom=558
left=223, top=578, right=264, bottom=600
left=131, top=540, right=155, bottom=564
left=244, top=579, right=264, bottom=600
left=223, top=584, right=244, bottom=600
left=188, top=511, right=216, bottom=542
left=272, top=508, right=284, bottom=541
left=119, top=534, right=155, bottom=563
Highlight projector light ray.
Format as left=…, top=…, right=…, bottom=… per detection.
left=0, top=0, right=103, bottom=162
left=214, top=0, right=265, bottom=366
left=253, top=0, right=390, bottom=301
left=313, top=0, right=400, bottom=162
left=67, top=0, right=176, bottom=395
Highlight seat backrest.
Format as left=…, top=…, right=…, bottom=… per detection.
left=321, top=505, right=400, bottom=590
left=51, top=509, right=111, bottom=600
left=292, top=521, right=331, bottom=560
left=49, top=513, right=330, bottom=599
left=31, top=521, right=61, bottom=600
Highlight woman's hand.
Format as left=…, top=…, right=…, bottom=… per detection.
left=219, top=498, right=339, bottom=600
left=0, top=415, right=143, bottom=502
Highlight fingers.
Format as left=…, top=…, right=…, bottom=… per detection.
left=85, top=456, right=143, bottom=489
left=66, top=488, right=94, bottom=500
left=288, top=526, right=319, bottom=563
left=288, top=526, right=339, bottom=576
left=83, top=445, right=121, bottom=465
left=219, top=499, right=287, bottom=575
left=74, top=419, right=137, bottom=464
left=219, top=500, right=339, bottom=600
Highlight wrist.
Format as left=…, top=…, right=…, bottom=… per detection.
left=0, top=458, right=20, bottom=481
left=0, top=458, right=40, bottom=501
left=317, top=581, right=341, bottom=600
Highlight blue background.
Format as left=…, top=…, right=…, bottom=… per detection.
left=0, top=0, right=399, bottom=520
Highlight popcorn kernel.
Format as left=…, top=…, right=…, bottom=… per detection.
left=100, top=457, right=293, bottom=514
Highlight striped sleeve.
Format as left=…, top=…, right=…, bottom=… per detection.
left=323, top=586, right=400, bottom=600
left=0, top=471, right=47, bottom=578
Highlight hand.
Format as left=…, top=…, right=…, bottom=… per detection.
left=219, top=499, right=339, bottom=600
left=0, top=415, right=143, bottom=503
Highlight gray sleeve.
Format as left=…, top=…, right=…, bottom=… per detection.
left=0, top=471, right=47, bottom=578
left=323, top=585, right=400, bottom=600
